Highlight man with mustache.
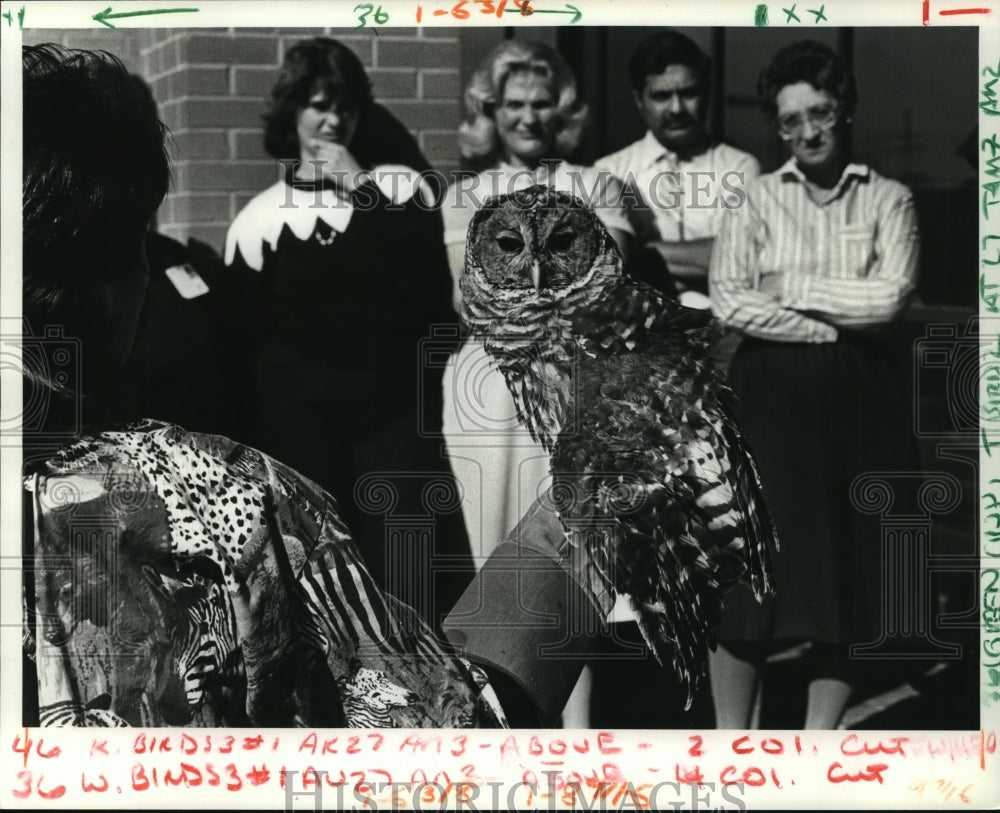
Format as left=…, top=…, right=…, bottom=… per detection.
left=597, top=30, right=760, bottom=308
left=586, top=34, right=763, bottom=711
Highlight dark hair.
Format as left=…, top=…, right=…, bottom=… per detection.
left=757, top=39, right=857, bottom=119
left=627, top=30, right=711, bottom=94
left=23, top=43, right=170, bottom=341
left=263, top=37, right=373, bottom=161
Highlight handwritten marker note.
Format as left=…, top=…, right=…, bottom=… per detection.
left=92, top=6, right=199, bottom=28
left=413, top=0, right=581, bottom=24
left=924, top=1, right=994, bottom=23
left=4, top=729, right=994, bottom=806
left=1, top=6, right=24, bottom=27
left=982, top=20, right=1000, bottom=784
left=940, top=5, right=993, bottom=14
left=983, top=55, right=1000, bottom=691
left=503, top=1, right=581, bottom=20
left=777, top=2, right=828, bottom=23
left=355, top=3, right=390, bottom=26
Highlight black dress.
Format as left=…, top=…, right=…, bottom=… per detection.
left=225, top=174, right=472, bottom=630
left=124, top=232, right=258, bottom=444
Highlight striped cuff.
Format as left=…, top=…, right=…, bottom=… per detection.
left=809, top=320, right=838, bottom=343
left=781, top=272, right=811, bottom=310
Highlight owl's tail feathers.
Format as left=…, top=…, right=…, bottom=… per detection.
left=569, top=510, right=713, bottom=709
left=628, top=529, right=724, bottom=711
left=720, top=410, right=779, bottom=601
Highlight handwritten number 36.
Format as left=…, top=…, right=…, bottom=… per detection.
left=355, top=4, right=389, bottom=26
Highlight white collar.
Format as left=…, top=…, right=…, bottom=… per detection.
left=224, top=164, right=430, bottom=271
left=636, top=130, right=719, bottom=170
left=778, top=158, right=870, bottom=188
left=637, top=129, right=675, bottom=169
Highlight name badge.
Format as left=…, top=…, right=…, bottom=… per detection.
left=165, top=264, right=210, bottom=299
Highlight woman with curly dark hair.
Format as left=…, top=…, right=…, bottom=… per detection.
left=225, top=38, right=472, bottom=630
left=708, top=40, right=921, bottom=728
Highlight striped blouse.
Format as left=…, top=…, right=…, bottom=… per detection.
left=708, top=160, right=919, bottom=342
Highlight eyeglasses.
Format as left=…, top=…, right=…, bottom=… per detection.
left=776, top=104, right=839, bottom=140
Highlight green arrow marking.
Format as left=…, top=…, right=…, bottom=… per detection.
left=93, top=6, right=199, bottom=28
left=504, top=3, right=582, bottom=23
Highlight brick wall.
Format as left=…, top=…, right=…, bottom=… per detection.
left=23, top=28, right=147, bottom=72
left=24, top=28, right=463, bottom=253
left=154, top=28, right=463, bottom=251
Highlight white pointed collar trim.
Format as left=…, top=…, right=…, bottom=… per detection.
left=777, top=158, right=870, bottom=186
left=224, top=164, right=431, bottom=271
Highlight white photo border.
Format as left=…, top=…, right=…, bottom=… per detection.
left=1, top=1, right=997, bottom=809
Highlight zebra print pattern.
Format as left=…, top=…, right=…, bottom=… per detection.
left=40, top=700, right=129, bottom=727
left=300, top=549, right=456, bottom=665
left=144, top=567, right=244, bottom=713
left=28, top=423, right=502, bottom=728
left=338, top=668, right=417, bottom=728
left=295, top=543, right=476, bottom=727
left=173, top=578, right=242, bottom=708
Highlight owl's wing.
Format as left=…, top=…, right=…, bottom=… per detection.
left=551, top=333, right=777, bottom=707
left=570, top=279, right=721, bottom=357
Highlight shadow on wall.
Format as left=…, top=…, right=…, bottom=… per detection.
left=912, top=186, right=978, bottom=308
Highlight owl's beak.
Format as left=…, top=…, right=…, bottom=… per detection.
left=531, top=259, right=543, bottom=290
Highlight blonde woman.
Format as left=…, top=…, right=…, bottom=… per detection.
left=441, top=41, right=632, bottom=726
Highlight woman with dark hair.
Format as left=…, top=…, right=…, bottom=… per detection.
left=22, top=47, right=169, bottom=425
left=21, top=43, right=503, bottom=729
left=225, top=38, right=471, bottom=628
left=708, top=40, right=920, bottom=728
left=261, top=38, right=434, bottom=177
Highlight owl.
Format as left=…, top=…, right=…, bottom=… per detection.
left=461, top=185, right=777, bottom=705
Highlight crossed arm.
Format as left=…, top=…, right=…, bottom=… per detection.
left=709, top=190, right=919, bottom=342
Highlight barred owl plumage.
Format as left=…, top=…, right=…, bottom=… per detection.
left=462, top=185, right=778, bottom=706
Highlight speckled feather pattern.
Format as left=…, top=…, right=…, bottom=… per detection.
left=463, top=185, right=778, bottom=706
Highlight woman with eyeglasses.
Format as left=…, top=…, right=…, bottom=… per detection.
left=707, top=40, right=920, bottom=729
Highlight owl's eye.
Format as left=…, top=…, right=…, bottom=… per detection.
left=548, top=229, right=575, bottom=252
left=496, top=233, right=525, bottom=254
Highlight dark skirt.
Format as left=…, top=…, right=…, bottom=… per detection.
left=717, top=332, right=921, bottom=645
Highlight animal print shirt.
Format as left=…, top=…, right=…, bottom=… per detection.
left=23, top=421, right=505, bottom=728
